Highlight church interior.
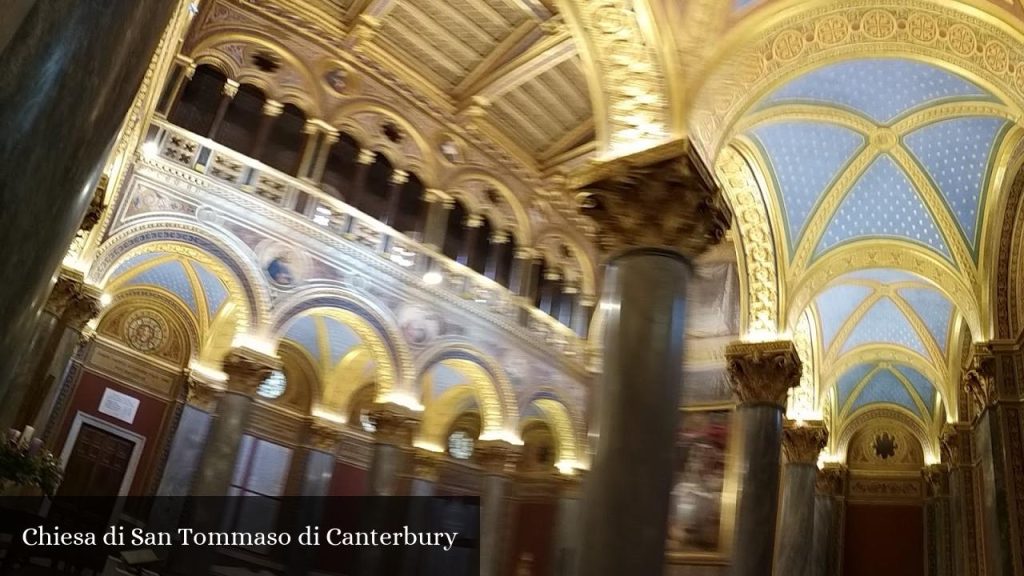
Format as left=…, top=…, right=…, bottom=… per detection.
left=6, top=0, right=1024, bottom=575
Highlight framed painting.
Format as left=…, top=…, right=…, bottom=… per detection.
left=666, top=408, right=737, bottom=563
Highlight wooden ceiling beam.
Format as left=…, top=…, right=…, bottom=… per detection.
left=455, top=27, right=574, bottom=105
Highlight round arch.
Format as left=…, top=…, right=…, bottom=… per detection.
left=330, top=98, right=437, bottom=187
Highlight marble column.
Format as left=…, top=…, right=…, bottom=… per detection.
left=1, top=270, right=101, bottom=431
left=367, top=402, right=420, bottom=496
left=477, top=440, right=519, bottom=576
left=572, top=296, right=595, bottom=338
left=574, top=142, right=731, bottom=576
left=775, top=421, right=828, bottom=576
left=551, top=473, right=584, bottom=576
left=250, top=98, right=285, bottom=160
left=383, top=169, right=410, bottom=228
left=923, top=463, right=954, bottom=576
left=942, top=423, right=981, bottom=576
left=0, top=0, right=177, bottom=400
left=964, top=349, right=1024, bottom=576
left=286, top=420, right=341, bottom=576
left=348, top=149, right=376, bottom=211
left=191, top=347, right=278, bottom=496
left=812, top=465, right=847, bottom=576
left=726, top=340, right=802, bottom=576
left=459, top=214, right=485, bottom=268
left=421, top=191, right=454, bottom=251
left=485, top=230, right=512, bottom=285
left=399, top=449, right=447, bottom=576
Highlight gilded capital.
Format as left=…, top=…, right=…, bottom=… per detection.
left=940, top=424, right=959, bottom=466
left=222, top=347, right=279, bottom=396
left=475, top=439, right=520, bottom=474
left=369, top=402, right=421, bottom=447
left=726, top=340, right=801, bottom=408
left=963, top=348, right=997, bottom=416
left=782, top=421, right=828, bottom=465
left=571, top=140, right=730, bottom=258
left=411, top=448, right=446, bottom=482
left=922, top=464, right=950, bottom=498
left=46, top=272, right=102, bottom=330
left=186, top=376, right=222, bottom=412
left=816, top=465, right=847, bottom=496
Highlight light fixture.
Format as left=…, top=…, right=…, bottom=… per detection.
left=99, top=293, right=113, bottom=307
left=141, top=141, right=159, bottom=158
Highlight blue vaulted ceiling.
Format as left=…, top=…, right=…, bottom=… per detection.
left=283, top=314, right=365, bottom=372
left=112, top=253, right=230, bottom=324
left=813, top=268, right=953, bottom=362
left=834, top=362, right=939, bottom=420
left=745, top=57, right=1010, bottom=263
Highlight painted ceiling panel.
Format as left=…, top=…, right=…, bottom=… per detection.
left=815, top=284, right=873, bottom=349
left=284, top=316, right=321, bottom=366
left=839, top=296, right=929, bottom=358
left=836, top=363, right=874, bottom=408
left=848, top=368, right=923, bottom=417
left=750, top=121, right=864, bottom=250
left=897, top=287, right=953, bottom=351
left=191, top=261, right=229, bottom=319
left=110, top=252, right=164, bottom=279
left=759, top=59, right=991, bottom=123
left=815, top=154, right=952, bottom=261
left=893, top=365, right=938, bottom=417
left=904, top=116, right=1008, bottom=249
left=323, top=316, right=363, bottom=365
left=125, top=260, right=199, bottom=315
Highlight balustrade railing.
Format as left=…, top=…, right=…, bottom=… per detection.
left=145, top=119, right=585, bottom=363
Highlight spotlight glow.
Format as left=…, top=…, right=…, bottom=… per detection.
left=423, top=270, right=443, bottom=285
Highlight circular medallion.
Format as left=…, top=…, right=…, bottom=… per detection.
left=772, top=30, right=804, bottom=61
left=124, top=310, right=168, bottom=353
left=906, top=13, right=937, bottom=43
left=985, top=41, right=1009, bottom=73
left=815, top=16, right=849, bottom=46
left=860, top=10, right=896, bottom=40
left=947, top=25, right=976, bottom=56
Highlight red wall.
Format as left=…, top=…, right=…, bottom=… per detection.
left=506, top=501, right=556, bottom=576
left=54, top=369, right=172, bottom=495
left=328, top=461, right=368, bottom=495
left=844, top=503, right=924, bottom=576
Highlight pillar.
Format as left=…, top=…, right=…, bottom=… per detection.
left=251, top=98, right=284, bottom=160
left=191, top=347, right=278, bottom=496
left=459, top=214, right=484, bottom=267
left=573, top=143, right=731, bottom=576
left=477, top=440, right=519, bottom=576
left=348, top=148, right=376, bottom=211
left=573, top=296, right=595, bottom=338
left=964, top=347, right=1024, bottom=576
left=156, top=376, right=220, bottom=496
left=207, top=79, right=239, bottom=140
left=726, top=340, right=802, bottom=576
left=367, top=402, right=419, bottom=496
left=775, top=421, right=828, bottom=576
left=943, top=423, right=981, bottom=576
left=420, top=191, right=453, bottom=251
left=551, top=473, right=584, bottom=576
left=0, top=0, right=177, bottom=400
left=300, top=419, right=341, bottom=497
left=923, top=463, right=954, bottom=576
left=812, top=465, right=847, bottom=576
left=383, top=169, right=410, bottom=228
left=1, top=271, right=101, bottom=431
left=156, top=56, right=195, bottom=117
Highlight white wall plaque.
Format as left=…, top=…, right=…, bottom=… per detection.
left=98, top=388, right=140, bottom=424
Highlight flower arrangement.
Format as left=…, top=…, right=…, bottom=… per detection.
left=0, top=426, right=63, bottom=496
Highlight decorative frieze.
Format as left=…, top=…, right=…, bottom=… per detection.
left=726, top=340, right=802, bottom=408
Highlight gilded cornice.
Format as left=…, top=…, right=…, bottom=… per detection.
left=726, top=340, right=802, bottom=408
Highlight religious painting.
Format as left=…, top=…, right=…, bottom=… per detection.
left=667, top=409, right=733, bottom=558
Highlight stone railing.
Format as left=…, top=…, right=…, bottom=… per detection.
left=145, top=119, right=585, bottom=363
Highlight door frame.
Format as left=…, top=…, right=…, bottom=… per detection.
left=59, top=411, right=146, bottom=497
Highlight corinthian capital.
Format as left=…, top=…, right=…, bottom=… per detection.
left=922, top=464, right=950, bottom=497
left=963, top=346, right=997, bottom=415
left=46, top=272, right=102, bottom=330
left=570, top=140, right=731, bottom=258
left=782, top=421, right=828, bottom=464
left=725, top=340, right=801, bottom=408
left=369, top=402, right=421, bottom=447
left=222, top=347, right=279, bottom=396
left=816, top=465, right=847, bottom=496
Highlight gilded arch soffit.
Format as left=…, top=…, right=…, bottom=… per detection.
left=835, top=406, right=937, bottom=462
left=522, top=397, right=580, bottom=468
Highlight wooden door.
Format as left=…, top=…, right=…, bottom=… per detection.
left=58, top=422, right=135, bottom=497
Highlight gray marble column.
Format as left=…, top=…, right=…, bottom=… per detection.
left=942, top=423, right=980, bottom=576
left=551, top=474, right=583, bottom=576
left=726, top=340, right=802, bottom=576
left=421, top=192, right=453, bottom=252
left=477, top=440, right=519, bottom=576
left=811, top=465, right=847, bottom=576
left=579, top=249, right=690, bottom=576
left=923, top=464, right=953, bottom=576
left=287, top=420, right=341, bottom=576
left=964, top=351, right=1024, bottom=576
left=367, top=402, right=420, bottom=496
left=775, top=422, right=828, bottom=576
left=191, top=347, right=278, bottom=496
left=2, top=272, right=101, bottom=431
left=0, top=0, right=176, bottom=396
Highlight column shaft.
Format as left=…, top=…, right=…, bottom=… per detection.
left=775, top=423, right=828, bottom=576
left=0, top=0, right=177, bottom=397
left=421, top=195, right=452, bottom=251
left=367, top=403, right=419, bottom=496
left=579, top=249, right=689, bottom=576
left=726, top=340, right=802, bottom=576
left=478, top=441, right=518, bottom=576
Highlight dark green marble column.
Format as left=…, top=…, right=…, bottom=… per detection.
left=923, top=464, right=954, bottom=576
left=0, top=0, right=176, bottom=398
left=774, top=422, right=828, bottom=576
left=578, top=248, right=690, bottom=576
